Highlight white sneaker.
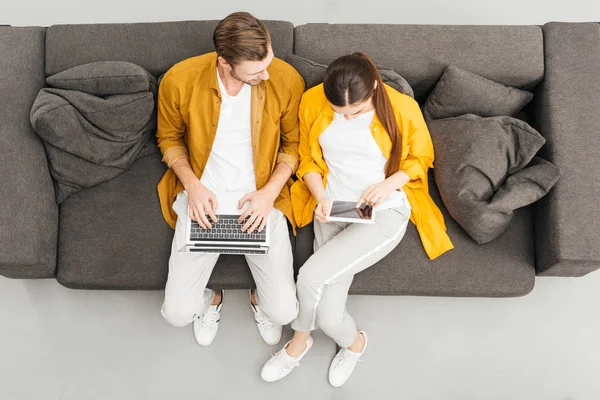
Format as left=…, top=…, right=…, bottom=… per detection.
left=261, top=336, right=314, bottom=382
left=250, top=290, right=283, bottom=345
left=193, top=291, right=223, bottom=347
left=328, top=331, right=368, bottom=388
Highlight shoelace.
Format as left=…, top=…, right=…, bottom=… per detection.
left=199, top=307, right=219, bottom=329
left=255, top=309, right=276, bottom=330
left=272, top=350, right=300, bottom=374
left=332, top=348, right=361, bottom=370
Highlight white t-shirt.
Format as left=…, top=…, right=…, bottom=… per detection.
left=200, top=68, right=256, bottom=193
left=319, top=110, right=407, bottom=210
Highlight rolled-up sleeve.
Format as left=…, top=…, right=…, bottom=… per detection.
left=156, top=73, right=189, bottom=168
left=400, top=100, right=434, bottom=187
left=296, top=96, right=324, bottom=182
left=277, top=72, right=304, bottom=173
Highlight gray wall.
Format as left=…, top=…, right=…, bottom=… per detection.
left=2, top=0, right=599, bottom=26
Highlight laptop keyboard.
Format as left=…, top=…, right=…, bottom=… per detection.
left=190, top=215, right=267, bottom=242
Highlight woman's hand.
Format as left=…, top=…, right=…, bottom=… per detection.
left=315, top=197, right=332, bottom=223
left=356, top=179, right=397, bottom=208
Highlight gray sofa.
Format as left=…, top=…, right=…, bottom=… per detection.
left=1, top=21, right=599, bottom=297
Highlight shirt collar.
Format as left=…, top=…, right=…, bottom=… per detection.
left=208, top=53, right=219, bottom=91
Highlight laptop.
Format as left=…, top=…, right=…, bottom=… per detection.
left=179, top=191, right=270, bottom=255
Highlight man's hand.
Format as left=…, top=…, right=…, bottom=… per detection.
left=187, top=181, right=218, bottom=229
left=356, top=179, right=397, bottom=208
left=237, top=188, right=278, bottom=234
left=315, top=197, right=332, bottom=223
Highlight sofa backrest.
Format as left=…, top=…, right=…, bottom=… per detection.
left=45, top=20, right=295, bottom=77
left=293, top=24, right=544, bottom=103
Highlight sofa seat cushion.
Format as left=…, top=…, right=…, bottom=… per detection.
left=56, top=145, right=264, bottom=290
left=294, top=172, right=535, bottom=297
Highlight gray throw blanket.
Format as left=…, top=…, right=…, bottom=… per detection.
left=30, top=62, right=157, bottom=203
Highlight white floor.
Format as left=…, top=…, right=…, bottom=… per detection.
left=1, top=271, right=599, bottom=400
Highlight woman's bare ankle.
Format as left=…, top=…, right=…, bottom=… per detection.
left=285, top=335, right=310, bottom=358
left=348, top=331, right=365, bottom=353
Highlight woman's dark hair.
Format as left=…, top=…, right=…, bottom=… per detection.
left=323, top=52, right=402, bottom=177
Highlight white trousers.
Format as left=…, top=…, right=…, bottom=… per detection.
left=291, top=201, right=412, bottom=347
left=161, top=191, right=298, bottom=327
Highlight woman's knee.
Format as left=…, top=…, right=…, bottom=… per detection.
left=316, top=305, right=345, bottom=335
left=296, top=263, right=325, bottom=294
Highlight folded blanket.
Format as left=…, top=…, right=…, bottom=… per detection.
left=30, top=62, right=157, bottom=203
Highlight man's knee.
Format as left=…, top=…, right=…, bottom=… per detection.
left=262, top=295, right=298, bottom=326
left=161, top=299, right=197, bottom=327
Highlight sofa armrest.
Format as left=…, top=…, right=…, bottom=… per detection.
left=0, top=27, right=58, bottom=278
left=532, top=22, right=600, bottom=277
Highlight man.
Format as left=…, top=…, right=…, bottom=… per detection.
left=156, top=12, right=304, bottom=346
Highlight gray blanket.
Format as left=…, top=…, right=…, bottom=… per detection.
left=30, top=63, right=157, bottom=203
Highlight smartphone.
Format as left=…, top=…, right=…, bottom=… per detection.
left=325, top=200, right=375, bottom=224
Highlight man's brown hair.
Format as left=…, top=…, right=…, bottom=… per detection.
left=212, top=12, right=271, bottom=66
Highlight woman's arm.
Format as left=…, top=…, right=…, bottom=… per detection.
left=356, top=170, right=410, bottom=207
left=303, top=171, right=331, bottom=223
left=303, top=171, right=327, bottom=202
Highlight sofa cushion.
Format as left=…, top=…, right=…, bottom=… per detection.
left=46, top=61, right=157, bottom=96
left=428, top=115, right=560, bottom=244
left=31, top=66, right=157, bottom=203
left=287, top=53, right=414, bottom=97
left=422, top=66, right=533, bottom=120
left=45, top=20, right=295, bottom=77
left=294, top=24, right=543, bottom=103
left=294, top=171, right=535, bottom=297
left=0, top=27, right=58, bottom=279
left=56, top=145, right=295, bottom=290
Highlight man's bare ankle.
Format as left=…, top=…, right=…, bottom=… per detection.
left=212, top=290, right=222, bottom=305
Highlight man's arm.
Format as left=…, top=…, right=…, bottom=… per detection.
left=261, top=71, right=305, bottom=196
left=156, top=73, right=189, bottom=168
left=275, top=72, right=305, bottom=180
left=261, top=162, right=294, bottom=199
left=156, top=73, right=217, bottom=228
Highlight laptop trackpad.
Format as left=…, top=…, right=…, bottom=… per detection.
left=215, top=191, right=250, bottom=215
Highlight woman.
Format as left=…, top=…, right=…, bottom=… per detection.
left=261, top=53, right=454, bottom=386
